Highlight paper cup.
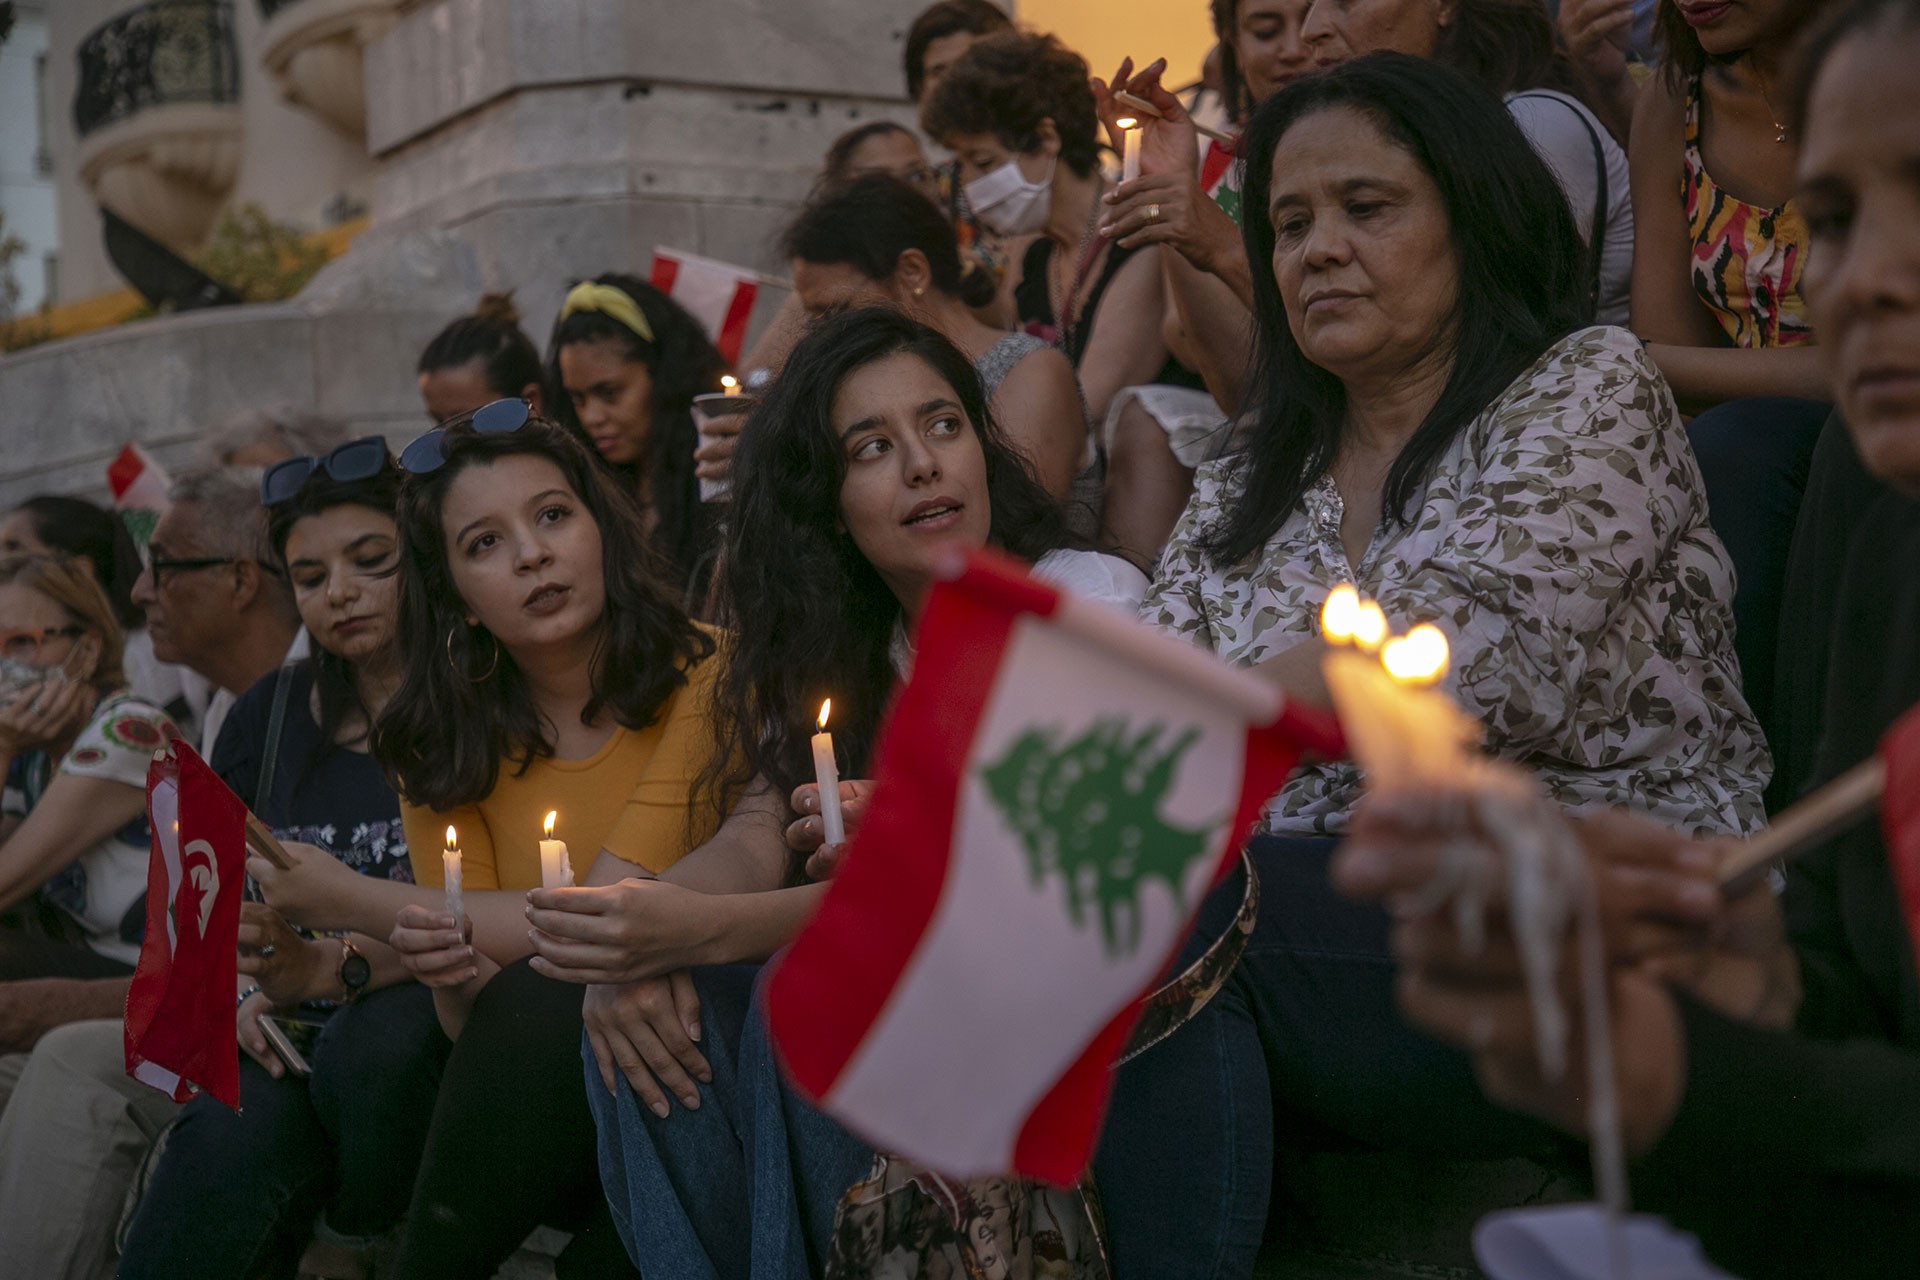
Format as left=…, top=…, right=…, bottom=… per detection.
left=692, top=393, right=757, bottom=502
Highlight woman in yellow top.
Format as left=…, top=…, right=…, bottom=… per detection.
left=253, top=400, right=725, bottom=1280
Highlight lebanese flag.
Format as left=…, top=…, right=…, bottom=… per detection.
left=106, top=442, right=173, bottom=552
left=648, top=246, right=760, bottom=365
left=125, top=739, right=247, bottom=1109
left=767, top=550, right=1344, bottom=1183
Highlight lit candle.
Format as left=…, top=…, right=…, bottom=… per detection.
left=1321, top=584, right=1362, bottom=643
left=442, top=825, right=464, bottom=926
left=1352, top=600, right=1389, bottom=654
left=1322, top=623, right=1479, bottom=788
left=1117, top=117, right=1143, bottom=183
left=811, top=699, right=846, bottom=847
left=720, top=374, right=739, bottom=396
left=539, top=810, right=573, bottom=889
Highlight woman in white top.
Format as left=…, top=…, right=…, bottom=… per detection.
left=1302, top=0, right=1635, bottom=324
left=0, top=554, right=178, bottom=978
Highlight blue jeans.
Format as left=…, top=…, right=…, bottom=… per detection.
left=119, top=983, right=447, bottom=1280
left=1092, top=836, right=1561, bottom=1279
left=586, top=964, right=875, bottom=1279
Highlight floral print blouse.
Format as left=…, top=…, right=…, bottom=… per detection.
left=1143, top=326, right=1770, bottom=838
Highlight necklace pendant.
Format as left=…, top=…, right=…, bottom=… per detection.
left=1775, top=126, right=1788, bottom=143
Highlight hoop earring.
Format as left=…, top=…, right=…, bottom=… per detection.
left=446, top=625, right=500, bottom=682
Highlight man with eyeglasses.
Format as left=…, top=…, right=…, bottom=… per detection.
left=0, top=469, right=306, bottom=1280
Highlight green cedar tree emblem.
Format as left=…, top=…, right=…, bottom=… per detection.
left=979, top=717, right=1217, bottom=958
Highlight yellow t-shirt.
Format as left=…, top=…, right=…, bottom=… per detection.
left=402, top=632, right=727, bottom=890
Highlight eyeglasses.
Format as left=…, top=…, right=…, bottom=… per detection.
left=261, top=436, right=395, bottom=506
left=0, top=625, right=85, bottom=663
left=400, top=398, right=533, bottom=475
left=145, top=556, right=244, bottom=588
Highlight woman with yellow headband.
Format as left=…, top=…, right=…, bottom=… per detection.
left=548, top=273, right=730, bottom=600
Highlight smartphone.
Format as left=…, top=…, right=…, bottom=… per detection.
left=260, top=1014, right=324, bottom=1078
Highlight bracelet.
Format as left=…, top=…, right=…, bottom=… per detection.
left=236, top=984, right=263, bottom=1009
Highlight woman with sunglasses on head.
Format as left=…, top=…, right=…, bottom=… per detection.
left=256, top=400, right=726, bottom=1280
left=0, top=556, right=174, bottom=981
left=119, top=443, right=440, bottom=1280
left=547, top=274, right=731, bottom=606
left=522, top=309, right=1146, bottom=1276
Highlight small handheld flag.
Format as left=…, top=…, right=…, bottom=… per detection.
left=767, top=550, right=1342, bottom=1183
left=125, top=739, right=248, bottom=1109
left=648, top=246, right=767, bottom=366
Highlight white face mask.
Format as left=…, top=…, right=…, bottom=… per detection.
left=963, top=154, right=1056, bottom=237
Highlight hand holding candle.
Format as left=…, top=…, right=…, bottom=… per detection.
left=810, top=700, right=846, bottom=847
left=539, top=810, right=574, bottom=889
left=442, top=825, right=464, bottom=926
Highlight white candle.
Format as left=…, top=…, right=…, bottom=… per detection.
left=720, top=374, right=739, bottom=396
left=442, top=825, right=464, bottom=926
left=1117, top=118, right=1143, bottom=183
left=539, top=809, right=573, bottom=889
left=1322, top=624, right=1479, bottom=788
left=811, top=699, right=846, bottom=847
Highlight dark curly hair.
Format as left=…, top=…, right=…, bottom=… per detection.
left=919, top=31, right=1101, bottom=178
left=372, top=411, right=715, bottom=812
left=1204, top=53, right=1589, bottom=566
left=705, top=307, right=1073, bottom=816
left=544, top=272, right=729, bottom=597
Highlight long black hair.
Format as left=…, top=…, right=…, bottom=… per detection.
left=266, top=461, right=404, bottom=765
left=372, top=411, right=715, bottom=812
left=1203, top=53, right=1589, bottom=567
left=544, top=273, right=729, bottom=593
left=783, top=174, right=999, bottom=310
left=7, top=495, right=143, bottom=630
left=707, top=307, right=1071, bottom=812
left=1656, top=0, right=1833, bottom=90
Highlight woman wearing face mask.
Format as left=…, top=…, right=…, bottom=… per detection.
left=921, top=30, right=1187, bottom=431
left=523, top=308, right=1146, bottom=1277
left=0, top=556, right=173, bottom=981
left=786, top=174, right=1090, bottom=503
left=120, top=446, right=437, bottom=1280
left=0, top=494, right=195, bottom=731
left=547, top=273, right=731, bottom=605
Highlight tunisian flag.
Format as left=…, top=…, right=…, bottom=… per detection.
left=125, top=739, right=247, bottom=1109
left=648, top=246, right=760, bottom=366
left=767, top=550, right=1343, bottom=1183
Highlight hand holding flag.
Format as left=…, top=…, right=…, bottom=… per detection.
left=766, top=550, right=1342, bottom=1183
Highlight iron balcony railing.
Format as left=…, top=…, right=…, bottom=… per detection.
left=74, top=0, right=241, bottom=138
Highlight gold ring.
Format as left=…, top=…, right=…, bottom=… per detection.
left=1146, top=203, right=1162, bottom=224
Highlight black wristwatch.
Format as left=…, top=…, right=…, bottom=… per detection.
left=336, top=937, right=371, bottom=1000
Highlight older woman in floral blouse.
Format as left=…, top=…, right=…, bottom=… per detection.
left=1094, top=56, right=1769, bottom=1279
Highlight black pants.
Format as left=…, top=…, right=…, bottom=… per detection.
left=389, top=958, right=639, bottom=1280
left=118, top=983, right=448, bottom=1280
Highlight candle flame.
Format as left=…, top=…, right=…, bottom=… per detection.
left=1381, top=624, right=1451, bottom=686
left=543, top=810, right=557, bottom=839
left=1320, top=584, right=1361, bottom=644
left=818, top=698, right=832, bottom=731
left=720, top=374, right=739, bottom=394
left=1353, top=600, right=1389, bottom=653
left=445, top=825, right=457, bottom=852
left=1116, top=116, right=1139, bottom=130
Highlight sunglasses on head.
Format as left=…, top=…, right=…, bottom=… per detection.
left=399, top=398, right=534, bottom=475
left=260, top=436, right=395, bottom=507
